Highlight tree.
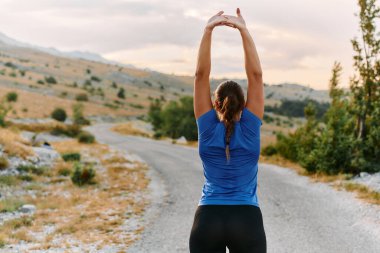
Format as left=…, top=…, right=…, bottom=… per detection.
left=148, top=98, right=163, bottom=131
left=148, top=96, right=198, bottom=141
left=349, top=0, right=380, bottom=172
left=307, top=62, right=355, bottom=174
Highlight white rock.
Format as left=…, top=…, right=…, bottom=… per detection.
left=360, top=172, right=370, bottom=178
left=19, top=204, right=36, bottom=213
left=176, top=136, right=187, bottom=144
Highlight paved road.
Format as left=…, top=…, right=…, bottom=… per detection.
left=86, top=123, right=380, bottom=253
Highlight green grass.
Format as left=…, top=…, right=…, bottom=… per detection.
left=0, top=198, right=24, bottom=213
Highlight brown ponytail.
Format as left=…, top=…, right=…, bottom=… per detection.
left=214, top=80, right=245, bottom=164
left=221, top=96, right=237, bottom=163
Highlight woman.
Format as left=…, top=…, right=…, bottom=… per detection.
left=189, top=8, right=266, bottom=253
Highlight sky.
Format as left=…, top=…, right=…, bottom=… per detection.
left=0, top=0, right=363, bottom=90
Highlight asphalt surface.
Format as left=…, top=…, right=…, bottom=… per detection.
left=86, top=123, right=380, bottom=253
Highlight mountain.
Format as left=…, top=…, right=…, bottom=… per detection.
left=0, top=32, right=134, bottom=67
left=0, top=32, right=330, bottom=120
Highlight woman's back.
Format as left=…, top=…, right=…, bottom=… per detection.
left=196, top=106, right=262, bottom=206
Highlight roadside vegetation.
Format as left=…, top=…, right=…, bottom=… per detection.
left=261, top=0, right=380, bottom=205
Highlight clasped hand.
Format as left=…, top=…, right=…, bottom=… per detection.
left=205, top=8, right=246, bottom=31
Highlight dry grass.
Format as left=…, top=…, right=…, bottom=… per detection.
left=111, top=122, right=151, bottom=138
left=260, top=154, right=380, bottom=206
left=0, top=86, right=136, bottom=119
left=332, top=181, right=380, bottom=205
left=8, top=120, right=67, bottom=133
left=0, top=139, right=151, bottom=250
left=0, top=128, right=34, bottom=158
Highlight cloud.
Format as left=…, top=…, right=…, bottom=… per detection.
left=0, top=0, right=359, bottom=89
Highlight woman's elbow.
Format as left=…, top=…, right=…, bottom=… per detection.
left=253, top=71, right=263, bottom=78
left=248, top=71, right=263, bottom=83
left=194, top=70, right=208, bottom=80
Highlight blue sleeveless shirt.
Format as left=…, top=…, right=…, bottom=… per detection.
left=196, top=107, right=262, bottom=207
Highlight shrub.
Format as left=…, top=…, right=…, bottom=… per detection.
left=61, top=152, right=81, bottom=162
left=44, top=76, right=57, bottom=84
left=84, top=80, right=92, bottom=86
left=72, top=103, right=90, bottom=125
left=0, top=100, right=11, bottom=127
left=51, top=108, right=67, bottom=122
left=6, top=92, right=17, bottom=102
left=16, top=165, right=48, bottom=176
left=75, top=93, right=88, bottom=101
left=0, top=175, right=17, bottom=186
left=4, top=62, right=16, bottom=68
left=0, top=198, right=24, bottom=213
left=129, top=103, right=144, bottom=109
left=262, top=144, right=278, bottom=156
left=37, top=80, right=45, bottom=85
left=117, top=87, right=125, bottom=99
left=71, top=162, right=96, bottom=186
left=90, top=76, right=101, bottom=82
left=0, top=157, right=9, bottom=170
left=17, top=174, right=34, bottom=182
left=19, top=70, right=26, bottom=76
left=50, top=124, right=81, bottom=137
left=77, top=131, right=95, bottom=143
left=58, top=167, right=71, bottom=176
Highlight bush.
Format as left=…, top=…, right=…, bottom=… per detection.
left=16, top=165, right=48, bottom=176
left=77, top=131, right=95, bottom=143
left=0, top=157, right=9, bottom=170
left=71, top=162, right=96, bottom=186
left=262, top=144, right=277, bottom=156
left=50, top=124, right=81, bottom=137
left=17, top=174, right=34, bottom=182
left=51, top=108, right=67, bottom=122
left=75, top=93, right=88, bottom=101
left=0, top=175, right=17, bottom=186
left=6, top=92, right=17, bottom=102
left=72, top=103, right=90, bottom=125
left=90, top=76, right=101, bottom=82
left=117, top=87, right=125, bottom=99
left=58, top=167, right=71, bottom=176
left=61, top=152, right=81, bottom=162
left=4, top=62, right=16, bottom=68
left=0, top=198, right=24, bottom=213
left=44, top=76, right=57, bottom=84
left=0, top=99, right=11, bottom=127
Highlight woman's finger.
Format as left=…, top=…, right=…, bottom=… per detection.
left=237, top=7, right=242, bottom=17
left=215, top=10, right=224, bottom=16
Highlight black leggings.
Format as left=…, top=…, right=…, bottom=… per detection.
left=189, top=205, right=266, bottom=253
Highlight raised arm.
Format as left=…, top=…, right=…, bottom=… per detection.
left=193, top=11, right=228, bottom=119
left=224, top=8, right=264, bottom=120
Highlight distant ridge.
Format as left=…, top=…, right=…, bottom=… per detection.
left=0, top=31, right=135, bottom=68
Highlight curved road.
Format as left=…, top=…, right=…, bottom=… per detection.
left=86, top=123, right=380, bottom=253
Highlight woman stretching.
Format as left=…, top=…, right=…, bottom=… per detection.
left=189, top=8, right=266, bottom=253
